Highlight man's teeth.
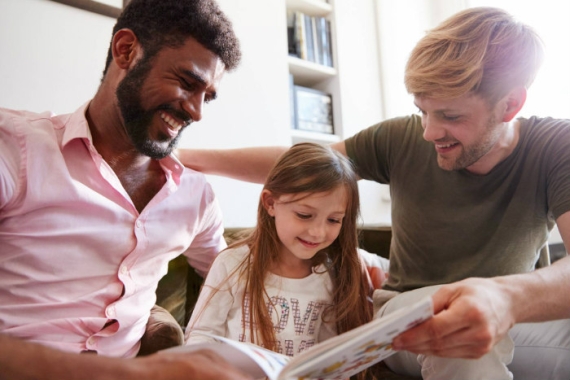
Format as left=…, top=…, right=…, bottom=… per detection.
left=160, top=112, right=182, bottom=130
left=437, top=143, right=455, bottom=148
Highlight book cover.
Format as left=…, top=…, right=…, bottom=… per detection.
left=286, top=10, right=298, bottom=58
left=170, top=296, right=433, bottom=380
left=319, top=18, right=333, bottom=68
left=304, top=14, right=315, bottom=63
left=295, top=12, right=307, bottom=60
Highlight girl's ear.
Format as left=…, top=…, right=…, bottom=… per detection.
left=261, top=190, right=276, bottom=217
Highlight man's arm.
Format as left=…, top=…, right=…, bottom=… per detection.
left=392, top=211, right=570, bottom=359
left=0, top=334, right=251, bottom=380
left=175, top=146, right=289, bottom=184
left=175, top=141, right=351, bottom=184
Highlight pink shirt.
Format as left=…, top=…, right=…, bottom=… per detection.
left=0, top=103, right=226, bottom=357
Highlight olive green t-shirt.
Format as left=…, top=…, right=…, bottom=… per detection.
left=346, top=115, right=570, bottom=291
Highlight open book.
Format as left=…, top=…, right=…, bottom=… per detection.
left=169, top=296, right=433, bottom=379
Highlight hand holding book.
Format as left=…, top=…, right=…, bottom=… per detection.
left=169, top=296, right=433, bottom=380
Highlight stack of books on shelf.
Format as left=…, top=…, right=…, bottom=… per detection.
left=289, top=79, right=334, bottom=135
left=287, top=10, right=333, bottom=67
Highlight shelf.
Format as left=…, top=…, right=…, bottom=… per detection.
left=286, top=0, right=339, bottom=145
left=291, top=129, right=340, bottom=145
left=285, top=0, right=332, bottom=17
left=288, top=56, right=336, bottom=87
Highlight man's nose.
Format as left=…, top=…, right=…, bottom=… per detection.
left=181, top=93, right=204, bottom=123
left=422, top=114, right=445, bottom=142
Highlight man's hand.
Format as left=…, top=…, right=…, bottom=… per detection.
left=0, top=333, right=253, bottom=380
left=133, top=349, right=253, bottom=380
left=391, top=278, right=515, bottom=358
left=367, top=265, right=388, bottom=290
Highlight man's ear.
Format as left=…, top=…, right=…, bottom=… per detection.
left=501, top=87, right=527, bottom=122
left=111, top=29, right=140, bottom=70
left=261, top=190, right=276, bottom=217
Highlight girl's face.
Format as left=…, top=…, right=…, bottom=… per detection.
left=263, top=186, right=348, bottom=276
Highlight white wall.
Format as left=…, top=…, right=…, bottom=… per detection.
left=0, top=0, right=114, bottom=114
left=331, top=0, right=391, bottom=227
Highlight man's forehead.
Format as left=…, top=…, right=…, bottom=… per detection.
left=414, top=92, right=482, bottom=110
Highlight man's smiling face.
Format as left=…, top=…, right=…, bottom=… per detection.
left=116, top=36, right=225, bottom=159
left=415, top=93, right=504, bottom=172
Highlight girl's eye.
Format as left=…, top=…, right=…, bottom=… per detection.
left=328, top=218, right=342, bottom=224
left=295, top=213, right=311, bottom=219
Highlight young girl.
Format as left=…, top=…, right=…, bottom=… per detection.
left=185, top=143, right=375, bottom=375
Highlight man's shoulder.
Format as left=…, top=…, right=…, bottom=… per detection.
left=520, top=116, right=570, bottom=141
left=0, top=107, right=64, bottom=137
left=178, top=165, right=212, bottom=193
left=0, top=107, right=54, bottom=122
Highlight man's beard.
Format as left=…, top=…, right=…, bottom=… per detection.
left=440, top=113, right=501, bottom=171
left=115, top=55, right=186, bottom=160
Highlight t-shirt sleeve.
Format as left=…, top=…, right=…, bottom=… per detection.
left=185, top=249, right=238, bottom=344
left=545, top=120, right=570, bottom=220
left=344, top=115, right=418, bottom=184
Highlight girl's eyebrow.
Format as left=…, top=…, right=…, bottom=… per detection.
left=295, top=203, right=346, bottom=215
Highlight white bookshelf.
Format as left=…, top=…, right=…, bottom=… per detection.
left=286, top=0, right=342, bottom=145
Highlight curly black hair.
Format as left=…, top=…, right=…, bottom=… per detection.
left=102, top=0, right=241, bottom=77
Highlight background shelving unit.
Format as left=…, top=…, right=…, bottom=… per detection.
left=286, top=0, right=342, bottom=145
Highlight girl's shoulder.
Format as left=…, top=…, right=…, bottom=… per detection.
left=203, top=244, right=251, bottom=285
left=213, top=244, right=251, bottom=270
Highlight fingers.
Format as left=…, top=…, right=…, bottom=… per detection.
left=392, top=282, right=501, bottom=359
left=393, top=314, right=495, bottom=358
left=367, top=266, right=387, bottom=289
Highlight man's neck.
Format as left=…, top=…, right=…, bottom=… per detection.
left=86, top=96, right=164, bottom=213
left=466, top=119, right=521, bottom=175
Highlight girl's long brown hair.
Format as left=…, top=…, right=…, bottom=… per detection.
left=234, top=143, right=373, bottom=357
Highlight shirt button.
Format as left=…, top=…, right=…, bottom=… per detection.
left=120, top=265, right=128, bottom=275
left=107, top=305, right=116, bottom=318
left=135, top=220, right=142, bottom=228
left=87, top=336, right=96, bottom=347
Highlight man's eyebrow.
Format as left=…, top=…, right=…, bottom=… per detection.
left=414, top=103, right=459, bottom=114
left=181, top=69, right=218, bottom=100
left=182, top=69, right=206, bottom=84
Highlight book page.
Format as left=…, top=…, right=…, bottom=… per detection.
left=279, top=296, right=433, bottom=379
left=168, top=335, right=290, bottom=380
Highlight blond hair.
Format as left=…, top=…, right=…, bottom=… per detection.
left=405, top=7, right=544, bottom=104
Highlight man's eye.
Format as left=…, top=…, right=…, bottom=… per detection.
left=443, top=114, right=460, bottom=121
left=180, top=78, right=195, bottom=91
